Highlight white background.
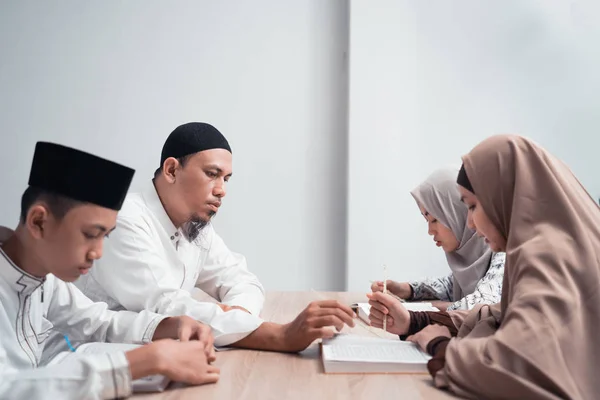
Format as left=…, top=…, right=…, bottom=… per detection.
left=1, top=0, right=598, bottom=291
left=347, top=0, right=600, bottom=290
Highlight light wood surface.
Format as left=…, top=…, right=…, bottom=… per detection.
left=134, top=291, right=457, bottom=400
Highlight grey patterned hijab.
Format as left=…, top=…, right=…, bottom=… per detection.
left=410, top=166, right=492, bottom=300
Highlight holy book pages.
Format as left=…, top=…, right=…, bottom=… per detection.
left=321, top=334, right=431, bottom=374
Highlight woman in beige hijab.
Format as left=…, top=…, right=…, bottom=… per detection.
left=368, top=135, right=599, bottom=399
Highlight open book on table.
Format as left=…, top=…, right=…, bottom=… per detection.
left=49, top=342, right=170, bottom=392
left=321, top=334, right=431, bottom=374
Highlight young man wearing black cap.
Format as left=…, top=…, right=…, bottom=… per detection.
left=76, top=122, right=357, bottom=351
left=0, top=142, right=219, bottom=399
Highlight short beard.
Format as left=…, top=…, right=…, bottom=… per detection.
left=181, top=212, right=214, bottom=242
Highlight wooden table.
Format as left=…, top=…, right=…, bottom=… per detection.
left=134, top=291, right=457, bottom=400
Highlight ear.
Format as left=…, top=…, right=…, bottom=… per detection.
left=162, top=157, right=181, bottom=184
left=26, top=204, right=49, bottom=239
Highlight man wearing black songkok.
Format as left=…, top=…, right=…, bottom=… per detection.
left=0, top=142, right=220, bottom=399
left=77, top=122, right=356, bottom=352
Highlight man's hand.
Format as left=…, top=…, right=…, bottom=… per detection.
left=153, top=316, right=215, bottom=362
left=406, top=324, right=451, bottom=352
left=127, top=340, right=219, bottom=385
left=230, top=300, right=356, bottom=353
left=279, top=300, right=356, bottom=352
left=370, top=280, right=412, bottom=299
left=367, top=291, right=410, bottom=335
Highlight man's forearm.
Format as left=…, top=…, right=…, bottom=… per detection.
left=229, top=322, right=288, bottom=352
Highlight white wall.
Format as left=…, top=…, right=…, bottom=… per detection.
left=347, top=0, right=600, bottom=290
left=3, top=1, right=599, bottom=293
left=0, top=0, right=349, bottom=291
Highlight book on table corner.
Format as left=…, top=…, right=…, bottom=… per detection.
left=352, top=302, right=439, bottom=325
left=321, top=334, right=431, bottom=374
left=49, top=342, right=170, bottom=392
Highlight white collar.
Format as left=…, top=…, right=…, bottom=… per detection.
left=142, top=181, right=183, bottom=245
left=0, top=226, right=45, bottom=296
left=141, top=181, right=213, bottom=250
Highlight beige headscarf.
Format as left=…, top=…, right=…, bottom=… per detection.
left=437, top=135, right=600, bottom=399
left=411, top=167, right=492, bottom=300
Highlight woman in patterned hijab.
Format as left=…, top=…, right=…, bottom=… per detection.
left=372, top=167, right=505, bottom=311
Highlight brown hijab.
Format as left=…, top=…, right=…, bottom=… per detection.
left=437, top=135, right=600, bottom=399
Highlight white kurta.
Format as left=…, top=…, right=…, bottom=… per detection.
left=75, top=182, right=264, bottom=346
left=0, top=227, right=166, bottom=400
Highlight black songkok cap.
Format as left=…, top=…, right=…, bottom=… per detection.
left=28, top=142, right=135, bottom=211
left=160, top=122, right=231, bottom=167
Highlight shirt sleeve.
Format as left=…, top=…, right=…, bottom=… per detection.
left=88, top=216, right=226, bottom=318
left=194, top=226, right=265, bottom=316
left=86, top=217, right=263, bottom=346
left=409, top=273, right=454, bottom=301
left=0, top=345, right=132, bottom=400
left=46, top=279, right=166, bottom=345
left=399, top=311, right=459, bottom=340
left=426, top=337, right=450, bottom=377
left=446, top=252, right=505, bottom=311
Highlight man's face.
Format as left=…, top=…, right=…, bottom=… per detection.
left=35, top=205, right=117, bottom=282
left=175, top=149, right=233, bottom=224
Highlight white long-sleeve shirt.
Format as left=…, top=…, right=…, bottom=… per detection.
left=0, top=227, right=167, bottom=400
left=76, top=182, right=264, bottom=346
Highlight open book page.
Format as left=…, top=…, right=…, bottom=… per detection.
left=322, top=335, right=431, bottom=363
left=403, top=302, right=439, bottom=311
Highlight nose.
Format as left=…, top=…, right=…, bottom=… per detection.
left=213, top=180, right=227, bottom=198
left=467, top=209, right=475, bottom=230
left=427, top=221, right=436, bottom=236
left=88, top=243, right=103, bottom=261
